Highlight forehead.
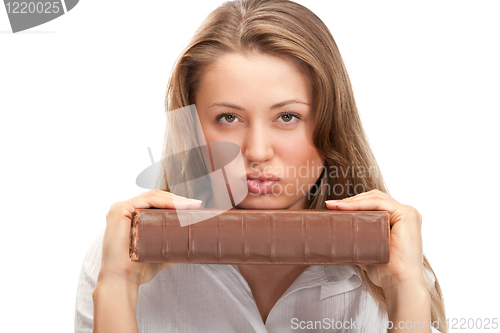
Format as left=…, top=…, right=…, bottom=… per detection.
left=197, top=52, right=313, bottom=105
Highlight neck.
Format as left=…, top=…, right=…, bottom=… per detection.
left=237, top=264, right=310, bottom=281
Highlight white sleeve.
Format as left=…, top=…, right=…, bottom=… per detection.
left=431, top=326, right=443, bottom=333
left=74, top=229, right=105, bottom=333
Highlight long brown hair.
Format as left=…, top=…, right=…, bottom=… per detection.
left=158, top=0, right=446, bottom=330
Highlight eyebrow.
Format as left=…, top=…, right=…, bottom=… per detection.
left=207, top=99, right=310, bottom=111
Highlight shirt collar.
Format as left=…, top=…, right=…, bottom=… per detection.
left=320, top=264, right=363, bottom=300
left=279, top=265, right=330, bottom=300
left=233, top=264, right=363, bottom=301
left=281, top=264, right=362, bottom=300
left=197, top=263, right=362, bottom=303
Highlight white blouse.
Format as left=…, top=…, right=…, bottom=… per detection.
left=75, top=229, right=443, bottom=333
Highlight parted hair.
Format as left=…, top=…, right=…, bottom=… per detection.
left=158, top=0, right=446, bottom=330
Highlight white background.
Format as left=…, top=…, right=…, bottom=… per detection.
left=1, top=0, right=499, bottom=331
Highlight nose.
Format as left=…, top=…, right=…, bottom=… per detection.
left=242, top=123, right=274, bottom=164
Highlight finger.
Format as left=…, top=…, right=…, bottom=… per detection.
left=326, top=196, right=398, bottom=215
left=344, top=190, right=378, bottom=200
left=325, top=189, right=390, bottom=210
left=157, top=191, right=203, bottom=209
left=153, top=191, right=203, bottom=209
left=106, top=191, right=203, bottom=243
left=325, top=201, right=338, bottom=210
left=124, top=190, right=203, bottom=212
left=186, top=199, right=203, bottom=209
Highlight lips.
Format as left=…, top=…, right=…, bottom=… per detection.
left=247, top=178, right=279, bottom=195
left=245, top=173, right=280, bottom=195
left=246, top=173, right=281, bottom=181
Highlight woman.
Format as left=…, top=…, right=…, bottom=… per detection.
left=75, top=0, right=447, bottom=332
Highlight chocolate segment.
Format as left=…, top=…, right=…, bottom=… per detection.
left=129, top=209, right=390, bottom=264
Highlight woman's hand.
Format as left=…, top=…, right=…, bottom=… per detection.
left=92, top=189, right=202, bottom=333
left=99, top=189, right=203, bottom=287
left=325, top=189, right=426, bottom=291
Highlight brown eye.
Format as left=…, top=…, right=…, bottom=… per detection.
left=224, top=114, right=236, bottom=122
left=215, top=112, right=241, bottom=125
left=276, top=112, right=302, bottom=126
left=281, top=114, right=293, bottom=122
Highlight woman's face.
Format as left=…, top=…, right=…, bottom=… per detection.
left=195, top=52, right=324, bottom=209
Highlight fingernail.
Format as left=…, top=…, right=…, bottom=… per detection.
left=325, top=200, right=338, bottom=204
left=188, top=199, right=203, bottom=204
left=187, top=199, right=203, bottom=208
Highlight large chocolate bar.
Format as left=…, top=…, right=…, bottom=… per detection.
left=129, top=209, right=390, bottom=264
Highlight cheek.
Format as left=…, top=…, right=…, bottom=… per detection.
left=278, top=137, right=323, bottom=178
left=203, top=127, right=242, bottom=144
left=198, top=118, right=234, bottom=143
